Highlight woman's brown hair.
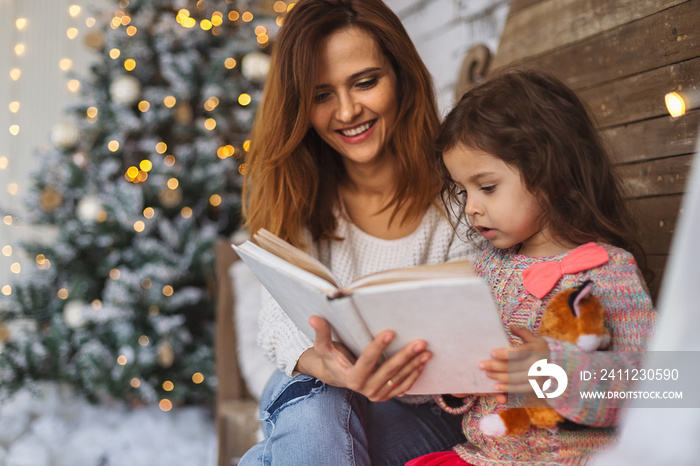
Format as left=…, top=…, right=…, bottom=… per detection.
left=242, top=0, right=440, bottom=248
left=437, top=68, right=648, bottom=275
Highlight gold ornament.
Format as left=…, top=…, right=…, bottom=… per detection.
left=174, top=103, right=193, bottom=125
left=40, top=187, right=63, bottom=211
left=84, top=30, right=105, bottom=50
left=157, top=342, right=175, bottom=368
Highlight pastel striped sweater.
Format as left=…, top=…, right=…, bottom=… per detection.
left=434, top=243, right=656, bottom=465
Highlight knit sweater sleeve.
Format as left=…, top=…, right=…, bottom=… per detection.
left=545, top=247, right=656, bottom=426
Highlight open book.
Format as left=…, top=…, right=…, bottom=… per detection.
left=232, top=228, right=509, bottom=395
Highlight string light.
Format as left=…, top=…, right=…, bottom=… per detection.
left=162, top=285, right=174, bottom=296
left=274, top=1, right=287, bottom=13
left=238, top=93, right=252, bottom=106
left=67, top=79, right=81, bottom=92
left=159, top=399, right=172, bottom=411
left=59, top=58, right=73, bottom=71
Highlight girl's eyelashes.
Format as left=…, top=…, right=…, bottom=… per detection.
left=480, top=185, right=495, bottom=193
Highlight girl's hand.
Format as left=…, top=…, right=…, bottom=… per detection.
left=296, top=315, right=432, bottom=402
left=479, top=326, right=549, bottom=393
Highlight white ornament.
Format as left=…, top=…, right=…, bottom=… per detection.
left=241, top=52, right=270, bottom=82
left=63, top=300, right=88, bottom=329
left=76, top=195, right=103, bottom=223
left=50, top=121, right=80, bottom=149
left=110, top=75, right=141, bottom=106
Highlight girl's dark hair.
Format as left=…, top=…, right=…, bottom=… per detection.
left=437, top=68, right=648, bottom=276
left=243, top=0, right=440, bottom=248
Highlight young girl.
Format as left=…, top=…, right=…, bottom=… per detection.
left=407, top=69, right=656, bottom=465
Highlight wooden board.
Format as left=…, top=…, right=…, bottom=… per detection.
left=492, top=0, right=687, bottom=69
left=509, top=1, right=700, bottom=90
left=604, top=111, right=700, bottom=164
left=579, top=56, right=700, bottom=128
left=616, top=154, right=693, bottom=198
left=632, top=195, right=683, bottom=256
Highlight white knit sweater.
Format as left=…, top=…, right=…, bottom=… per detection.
left=257, top=202, right=481, bottom=376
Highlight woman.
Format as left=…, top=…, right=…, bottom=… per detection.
left=239, top=0, right=478, bottom=464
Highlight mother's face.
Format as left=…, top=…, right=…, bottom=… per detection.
left=309, top=26, right=398, bottom=167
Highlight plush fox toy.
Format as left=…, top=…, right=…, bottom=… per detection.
left=479, top=280, right=610, bottom=437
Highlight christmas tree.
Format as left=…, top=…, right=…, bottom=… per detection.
left=0, top=0, right=281, bottom=406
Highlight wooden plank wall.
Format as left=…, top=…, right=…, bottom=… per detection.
left=490, top=0, right=699, bottom=301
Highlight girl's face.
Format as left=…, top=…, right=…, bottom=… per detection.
left=310, top=26, right=398, bottom=167
left=443, top=144, right=555, bottom=257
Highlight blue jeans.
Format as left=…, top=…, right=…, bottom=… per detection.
left=238, top=370, right=465, bottom=466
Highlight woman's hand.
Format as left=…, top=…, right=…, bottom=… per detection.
left=296, top=315, right=432, bottom=401
left=479, top=326, right=549, bottom=393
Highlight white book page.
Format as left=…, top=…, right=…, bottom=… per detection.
left=253, top=229, right=342, bottom=287
left=233, top=242, right=338, bottom=295
left=351, top=278, right=508, bottom=394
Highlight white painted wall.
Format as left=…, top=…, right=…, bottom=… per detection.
left=0, top=0, right=107, bottom=287
left=386, top=0, right=510, bottom=115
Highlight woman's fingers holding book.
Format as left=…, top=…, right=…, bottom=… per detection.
left=364, top=342, right=431, bottom=401
left=308, top=315, right=335, bottom=352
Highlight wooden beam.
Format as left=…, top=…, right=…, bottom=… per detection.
left=579, top=56, right=700, bottom=128
left=511, top=0, right=700, bottom=90
left=617, top=154, right=693, bottom=198
left=492, top=0, right=686, bottom=69
left=632, top=195, right=683, bottom=255
left=604, top=111, right=700, bottom=164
